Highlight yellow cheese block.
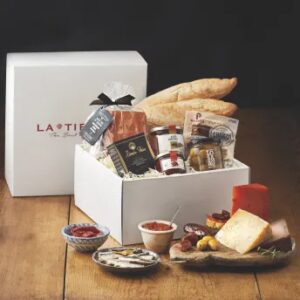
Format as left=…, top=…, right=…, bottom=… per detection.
left=215, top=209, right=272, bottom=254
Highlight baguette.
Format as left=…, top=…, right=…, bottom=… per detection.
left=142, top=98, right=238, bottom=126
left=136, top=78, right=237, bottom=108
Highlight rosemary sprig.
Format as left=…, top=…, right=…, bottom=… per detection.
left=257, top=246, right=281, bottom=259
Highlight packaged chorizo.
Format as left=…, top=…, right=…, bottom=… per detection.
left=184, top=111, right=239, bottom=167
left=102, top=106, right=147, bottom=149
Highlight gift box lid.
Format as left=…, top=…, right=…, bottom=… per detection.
left=5, top=51, right=147, bottom=197
left=6, top=51, right=147, bottom=66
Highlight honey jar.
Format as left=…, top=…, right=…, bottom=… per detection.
left=188, top=138, right=224, bottom=171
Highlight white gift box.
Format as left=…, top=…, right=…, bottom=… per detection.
left=74, top=145, right=250, bottom=245
left=5, top=51, right=147, bottom=196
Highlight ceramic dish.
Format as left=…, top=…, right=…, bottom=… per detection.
left=92, top=247, right=160, bottom=273
left=138, top=220, right=177, bottom=253
left=61, top=223, right=110, bottom=252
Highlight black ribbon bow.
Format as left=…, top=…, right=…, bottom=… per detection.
left=90, top=93, right=135, bottom=106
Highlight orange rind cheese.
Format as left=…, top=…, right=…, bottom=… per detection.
left=232, top=183, right=269, bottom=221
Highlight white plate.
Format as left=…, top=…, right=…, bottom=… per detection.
left=92, top=247, right=160, bottom=273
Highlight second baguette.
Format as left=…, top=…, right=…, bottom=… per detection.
left=143, top=98, right=238, bottom=126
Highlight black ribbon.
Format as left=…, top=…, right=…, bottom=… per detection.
left=90, top=93, right=135, bottom=106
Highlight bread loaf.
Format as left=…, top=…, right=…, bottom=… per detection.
left=136, top=78, right=237, bottom=109
left=142, top=98, right=237, bottom=126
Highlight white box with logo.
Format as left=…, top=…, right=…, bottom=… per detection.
left=74, top=145, right=250, bottom=245
left=5, top=51, right=147, bottom=196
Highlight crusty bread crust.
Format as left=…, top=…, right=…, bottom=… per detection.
left=136, top=78, right=237, bottom=108
left=142, top=98, right=237, bottom=126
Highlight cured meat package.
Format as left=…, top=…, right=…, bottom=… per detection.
left=102, top=106, right=147, bottom=149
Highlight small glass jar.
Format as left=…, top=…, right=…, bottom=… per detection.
left=155, top=151, right=186, bottom=175
left=150, top=125, right=184, bottom=156
left=188, top=138, right=224, bottom=171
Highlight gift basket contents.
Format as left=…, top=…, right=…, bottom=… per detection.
left=62, top=78, right=295, bottom=274
left=79, top=78, right=240, bottom=178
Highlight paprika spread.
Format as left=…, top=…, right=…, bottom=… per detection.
left=71, top=226, right=103, bottom=238
left=155, top=150, right=186, bottom=175
left=142, top=222, right=172, bottom=231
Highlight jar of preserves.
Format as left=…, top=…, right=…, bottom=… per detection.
left=186, top=123, right=211, bottom=157
left=188, top=138, right=223, bottom=171
left=155, top=151, right=186, bottom=175
left=150, top=125, right=184, bottom=156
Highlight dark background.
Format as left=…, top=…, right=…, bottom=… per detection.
left=0, top=0, right=299, bottom=121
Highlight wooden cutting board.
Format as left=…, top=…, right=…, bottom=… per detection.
left=169, top=239, right=296, bottom=268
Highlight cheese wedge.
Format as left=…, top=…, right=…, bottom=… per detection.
left=215, top=209, right=272, bottom=254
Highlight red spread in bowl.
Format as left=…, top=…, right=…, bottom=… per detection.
left=71, top=226, right=102, bottom=238
left=142, top=222, right=172, bottom=231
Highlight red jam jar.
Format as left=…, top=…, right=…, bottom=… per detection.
left=155, top=151, right=186, bottom=175
left=150, top=125, right=184, bottom=156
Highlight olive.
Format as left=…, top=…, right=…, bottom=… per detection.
left=201, top=235, right=214, bottom=242
left=196, top=239, right=208, bottom=251
left=199, top=149, right=207, bottom=159
left=208, top=238, right=219, bottom=251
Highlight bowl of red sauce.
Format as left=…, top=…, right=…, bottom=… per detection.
left=61, top=223, right=110, bottom=252
left=138, top=220, right=177, bottom=254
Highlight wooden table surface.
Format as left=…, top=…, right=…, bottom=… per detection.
left=0, top=108, right=299, bottom=300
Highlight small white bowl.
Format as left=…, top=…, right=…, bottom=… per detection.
left=138, top=220, right=177, bottom=254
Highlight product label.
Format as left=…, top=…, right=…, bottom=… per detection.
left=80, top=107, right=113, bottom=145
left=160, top=157, right=185, bottom=172
left=210, top=125, right=234, bottom=146
left=206, top=149, right=216, bottom=169
left=157, top=134, right=184, bottom=154
left=184, top=111, right=239, bottom=166
left=107, top=134, right=155, bottom=176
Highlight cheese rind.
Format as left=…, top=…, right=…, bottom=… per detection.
left=215, top=209, right=272, bottom=254
left=232, top=183, right=269, bottom=221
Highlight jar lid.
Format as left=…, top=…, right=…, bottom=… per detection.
left=150, top=125, right=182, bottom=134
left=155, top=150, right=184, bottom=160
left=191, top=137, right=216, bottom=144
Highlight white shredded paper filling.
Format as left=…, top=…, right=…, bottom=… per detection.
left=80, top=143, right=238, bottom=180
